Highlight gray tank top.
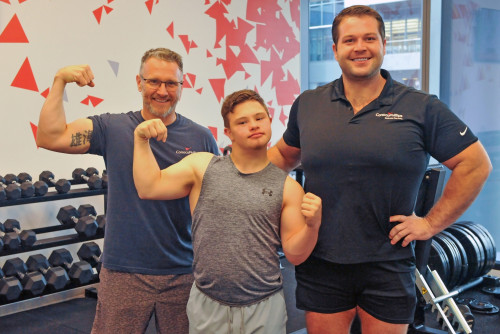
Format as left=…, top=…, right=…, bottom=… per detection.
left=192, top=155, right=288, bottom=306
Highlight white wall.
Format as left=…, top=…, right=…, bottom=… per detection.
left=0, top=0, right=300, bottom=262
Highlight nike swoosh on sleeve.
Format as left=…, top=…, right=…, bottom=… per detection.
left=460, top=127, right=468, bottom=136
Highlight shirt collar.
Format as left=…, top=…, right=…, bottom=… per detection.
left=330, top=69, right=394, bottom=108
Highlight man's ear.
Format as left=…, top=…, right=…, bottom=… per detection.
left=136, top=75, right=142, bottom=92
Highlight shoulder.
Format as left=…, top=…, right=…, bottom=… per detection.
left=283, top=176, right=305, bottom=203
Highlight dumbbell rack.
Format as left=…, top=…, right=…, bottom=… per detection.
left=0, top=182, right=106, bottom=317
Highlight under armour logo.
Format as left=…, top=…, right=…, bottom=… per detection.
left=262, top=188, right=273, bottom=196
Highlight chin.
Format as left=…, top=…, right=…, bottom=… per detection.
left=148, top=105, right=175, bottom=118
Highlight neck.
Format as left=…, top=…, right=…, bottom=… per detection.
left=141, top=108, right=177, bottom=126
left=229, top=146, right=269, bottom=174
left=343, top=72, right=386, bottom=113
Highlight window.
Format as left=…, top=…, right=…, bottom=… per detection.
left=306, top=0, right=422, bottom=90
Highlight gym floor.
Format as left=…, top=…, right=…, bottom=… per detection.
left=0, top=263, right=498, bottom=333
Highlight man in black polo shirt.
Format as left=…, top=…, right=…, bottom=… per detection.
left=268, top=5, right=492, bottom=334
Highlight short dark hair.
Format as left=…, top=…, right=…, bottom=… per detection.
left=140, top=48, right=183, bottom=74
left=221, top=89, right=269, bottom=128
left=331, top=5, right=385, bottom=45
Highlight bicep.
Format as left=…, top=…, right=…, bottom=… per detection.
left=42, top=118, right=94, bottom=154
left=442, top=141, right=491, bottom=172
left=280, top=177, right=305, bottom=242
left=152, top=153, right=209, bottom=200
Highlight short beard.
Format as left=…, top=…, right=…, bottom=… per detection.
left=147, top=103, right=176, bottom=119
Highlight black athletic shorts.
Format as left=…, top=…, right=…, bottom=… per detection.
left=295, top=256, right=417, bottom=324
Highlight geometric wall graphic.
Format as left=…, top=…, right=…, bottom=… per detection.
left=11, top=57, right=38, bottom=92
left=81, top=95, right=104, bottom=107
left=108, top=60, right=119, bottom=77
left=0, top=14, right=29, bottom=43
left=1, top=0, right=300, bottom=178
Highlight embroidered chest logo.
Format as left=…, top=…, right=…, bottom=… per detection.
left=262, top=188, right=273, bottom=196
left=375, top=112, right=403, bottom=120
left=175, top=147, right=195, bottom=155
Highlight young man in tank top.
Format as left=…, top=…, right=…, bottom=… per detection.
left=133, top=89, right=322, bottom=333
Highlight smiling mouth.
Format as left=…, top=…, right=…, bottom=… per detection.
left=153, top=97, right=171, bottom=103
left=352, top=57, right=370, bottom=62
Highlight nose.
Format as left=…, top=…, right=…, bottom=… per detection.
left=249, top=120, right=259, bottom=129
left=354, top=39, right=366, bottom=51
left=156, top=83, right=169, bottom=95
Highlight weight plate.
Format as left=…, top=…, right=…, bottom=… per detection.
left=458, top=221, right=496, bottom=274
left=434, top=233, right=462, bottom=289
left=440, top=230, right=469, bottom=287
left=481, top=286, right=500, bottom=296
left=471, top=304, right=499, bottom=315
left=446, top=224, right=484, bottom=281
left=456, top=221, right=495, bottom=276
left=428, top=239, right=451, bottom=286
left=468, top=299, right=494, bottom=311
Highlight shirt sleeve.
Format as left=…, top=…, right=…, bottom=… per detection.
left=282, top=96, right=301, bottom=149
left=87, top=114, right=108, bottom=156
left=424, top=96, right=478, bottom=163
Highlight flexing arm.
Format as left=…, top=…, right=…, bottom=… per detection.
left=267, top=138, right=301, bottom=172
left=389, top=141, right=492, bottom=247
left=36, top=65, right=95, bottom=154
left=133, top=119, right=204, bottom=201
left=280, top=177, right=322, bottom=265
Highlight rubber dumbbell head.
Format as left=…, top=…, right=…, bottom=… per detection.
left=57, top=205, right=98, bottom=237
left=2, top=257, right=47, bottom=297
left=17, top=172, right=48, bottom=196
left=77, top=242, right=102, bottom=268
left=0, top=268, right=23, bottom=302
left=0, top=223, right=21, bottom=250
left=39, top=171, right=71, bottom=194
left=0, top=175, right=21, bottom=200
left=26, top=254, right=69, bottom=291
left=72, top=168, right=102, bottom=190
left=3, top=174, right=35, bottom=198
left=3, top=219, right=37, bottom=248
left=78, top=205, right=106, bottom=233
left=48, top=248, right=94, bottom=285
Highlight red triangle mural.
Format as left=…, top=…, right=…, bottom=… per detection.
left=208, top=126, right=217, bottom=141
left=209, top=78, right=225, bottom=103
left=41, top=87, right=50, bottom=98
left=30, top=122, right=38, bottom=148
left=88, top=95, right=104, bottom=107
left=0, top=14, right=29, bottom=43
left=145, top=0, right=154, bottom=14
left=0, top=0, right=11, bottom=4
left=11, top=57, right=38, bottom=91
left=93, top=7, right=104, bottom=24
left=166, top=22, right=174, bottom=38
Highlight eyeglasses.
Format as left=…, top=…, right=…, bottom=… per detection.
left=140, top=76, right=183, bottom=91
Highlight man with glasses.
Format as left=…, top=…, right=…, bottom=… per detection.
left=36, top=48, right=219, bottom=333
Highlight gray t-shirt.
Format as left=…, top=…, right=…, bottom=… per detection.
left=192, top=155, right=288, bottom=306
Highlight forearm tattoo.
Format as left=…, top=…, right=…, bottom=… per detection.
left=70, top=130, right=93, bottom=147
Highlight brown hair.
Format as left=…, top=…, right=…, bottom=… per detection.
left=140, top=48, right=183, bottom=74
left=221, top=89, right=269, bottom=128
left=331, top=5, right=385, bottom=45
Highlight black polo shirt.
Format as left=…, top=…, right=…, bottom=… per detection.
left=283, top=70, right=477, bottom=263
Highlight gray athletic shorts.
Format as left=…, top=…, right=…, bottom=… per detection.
left=186, top=283, right=287, bottom=334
